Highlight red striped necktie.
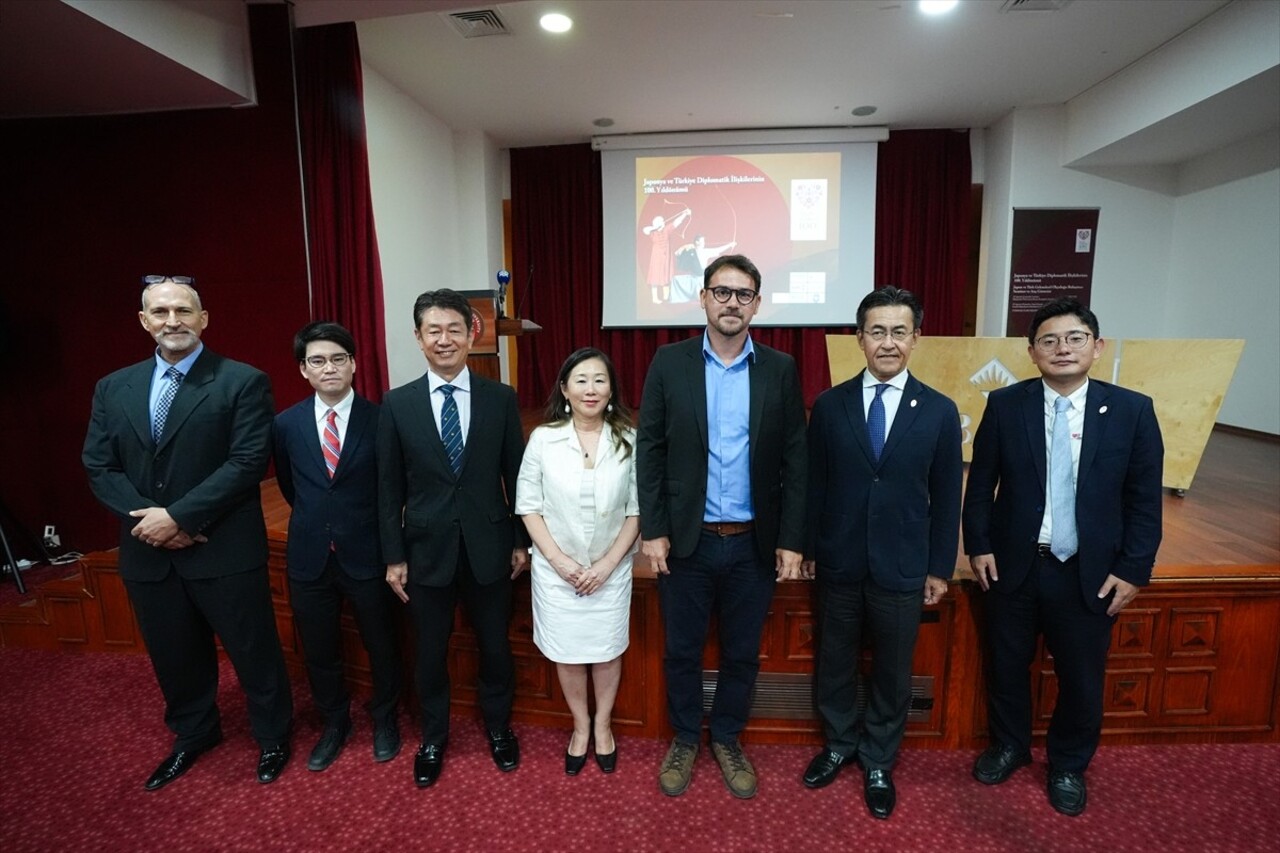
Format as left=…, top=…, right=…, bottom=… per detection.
left=322, top=408, right=341, bottom=478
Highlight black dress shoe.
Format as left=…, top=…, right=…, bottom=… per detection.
left=565, top=750, right=588, bottom=776
left=594, top=729, right=617, bottom=774
left=864, top=768, right=896, bottom=820
left=414, top=744, right=445, bottom=788
left=1047, top=766, right=1087, bottom=816
left=803, top=749, right=849, bottom=789
left=257, top=744, right=291, bottom=784
left=373, top=723, right=402, bottom=763
left=308, top=719, right=351, bottom=772
left=143, top=735, right=222, bottom=791
left=487, top=728, right=520, bottom=772
left=973, top=743, right=1032, bottom=785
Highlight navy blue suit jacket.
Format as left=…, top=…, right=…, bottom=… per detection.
left=807, top=371, right=963, bottom=591
left=963, top=378, right=1164, bottom=612
left=273, top=394, right=382, bottom=581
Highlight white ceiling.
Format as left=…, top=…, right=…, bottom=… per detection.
left=4, top=0, right=1275, bottom=166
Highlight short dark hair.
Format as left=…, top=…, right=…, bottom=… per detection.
left=1027, top=297, right=1099, bottom=345
left=703, top=254, right=762, bottom=293
left=543, top=347, right=634, bottom=458
left=413, top=289, right=474, bottom=330
left=293, top=321, right=356, bottom=362
left=856, top=286, right=923, bottom=330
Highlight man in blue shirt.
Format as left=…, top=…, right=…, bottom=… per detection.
left=637, top=254, right=807, bottom=799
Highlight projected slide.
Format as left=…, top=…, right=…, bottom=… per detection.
left=602, top=143, right=876, bottom=328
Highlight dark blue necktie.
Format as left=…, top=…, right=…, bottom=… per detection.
left=440, top=384, right=463, bottom=475
left=868, top=383, right=889, bottom=461
left=153, top=366, right=184, bottom=443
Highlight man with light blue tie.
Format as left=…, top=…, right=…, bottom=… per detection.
left=376, top=289, right=529, bottom=788
left=964, top=297, right=1164, bottom=817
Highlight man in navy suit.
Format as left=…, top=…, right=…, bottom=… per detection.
left=800, top=287, right=962, bottom=819
left=83, top=276, right=292, bottom=790
left=274, top=321, right=402, bottom=773
left=378, top=289, right=529, bottom=788
left=964, top=298, right=1163, bottom=817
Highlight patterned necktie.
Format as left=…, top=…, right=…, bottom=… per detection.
left=440, top=384, right=463, bottom=475
left=1050, top=395, right=1078, bottom=561
left=153, top=366, right=184, bottom=443
left=322, top=408, right=341, bottom=478
left=867, top=383, right=889, bottom=461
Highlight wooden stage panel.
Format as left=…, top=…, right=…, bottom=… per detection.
left=2, top=428, right=1277, bottom=749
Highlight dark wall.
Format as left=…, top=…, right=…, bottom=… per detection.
left=0, top=5, right=310, bottom=558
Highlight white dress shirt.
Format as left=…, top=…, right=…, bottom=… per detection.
left=1037, top=379, right=1088, bottom=546
left=425, top=366, right=472, bottom=441
left=862, top=368, right=911, bottom=436
left=312, top=389, right=355, bottom=448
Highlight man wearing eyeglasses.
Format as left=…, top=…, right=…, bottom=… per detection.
left=273, top=322, right=403, bottom=774
left=637, top=254, right=807, bottom=799
left=82, top=276, right=293, bottom=790
left=963, top=297, right=1164, bottom=817
left=800, top=287, right=962, bottom=819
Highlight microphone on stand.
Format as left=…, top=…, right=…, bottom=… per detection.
left=496, top=269, right=511, bottom=318
left=515, top=264, right=534, bottom=320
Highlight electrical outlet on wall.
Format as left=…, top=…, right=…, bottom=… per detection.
left=43, top=524, right=61, bottom=550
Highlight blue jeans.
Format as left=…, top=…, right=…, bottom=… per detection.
left=658, top=529, right=775, bottom=745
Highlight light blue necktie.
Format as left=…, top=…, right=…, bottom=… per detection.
left=439, top=384, right=463, bottom=475
left=1050, top=395, right=1078, bottom=561
left=153, top=366, right=184, bottom=443
left=868, top=383, right=889, bottom=461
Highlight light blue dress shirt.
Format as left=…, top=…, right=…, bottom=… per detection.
left=702, top=331, right=754, bottom=522
left=148, top=343, right=204, bottom=437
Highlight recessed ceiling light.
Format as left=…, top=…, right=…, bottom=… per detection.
left=593, top=118, right=615, bottom=128
left=852, top=105, right=878, bottom=117
left=540, top=13, right=573, bottom=33
left=919, top=0, right=959, bottom=14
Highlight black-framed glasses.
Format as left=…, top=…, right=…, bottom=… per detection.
left=705, top=286, right=758, bottom=305
left=1034, top=331, right=1093, bottom=352
left=142, top=275, right=195, bottom=286
left=303, top=353, right=353, bottom=369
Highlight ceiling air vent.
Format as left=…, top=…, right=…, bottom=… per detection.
left=1000, top=0, right=1074, bottom=11
left=443, top=8, right=510, bottom=39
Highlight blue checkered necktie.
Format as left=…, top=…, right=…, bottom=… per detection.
left=153, top=366, right=184, bottom=443
left=439, top=384, right=463, bottom=475
left=1050, top=395, right=1078, bottom=561
left=867, top=383, right=889, bottom=461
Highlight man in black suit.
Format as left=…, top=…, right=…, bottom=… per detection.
left=638, top=254, right=807, bottom=799
left=377, top=288, right=529, bottom=788
left=801, top=287, right=962, bottom=819
left=274, top=321, right=402, bottom=772
left=963, top=297, right=1164, bottom=817
left=82, top=276, right=292, bottom=790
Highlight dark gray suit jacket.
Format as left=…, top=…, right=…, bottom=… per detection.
left=637, top=334, right=807, bottom=562
left=82, top=348, right=274, bottom=581
left=376, top=371, right=528, bottom=586
left=807, top=371, right=962, bottom=591
left=963, top=377, right=1164, bottom=612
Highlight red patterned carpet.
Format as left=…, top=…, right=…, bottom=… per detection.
left=1, top=646, right=1276, bottom=852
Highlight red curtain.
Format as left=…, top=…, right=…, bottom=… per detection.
left=512, top=131, right=970, bottom=409
left=295, top=23, right=390, bottom=400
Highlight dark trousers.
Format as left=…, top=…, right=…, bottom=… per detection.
left=125, top=565, right=292, bottom=751
left=658, top=529, right=775, bottom=745
left=289, top=554, right=403, bottom=730
left=983, top=552, right=1115, bottom=773
left=814, top=576, right=922, bottom=771
left=408, top=543, right=514, bottom=745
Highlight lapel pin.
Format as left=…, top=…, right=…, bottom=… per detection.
left=1099, top=405, right=1108, bottom=414
left=910, top=399, right=918, bottom=408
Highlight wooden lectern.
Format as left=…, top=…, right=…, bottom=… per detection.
left=455, top=289, right=541, bottom=382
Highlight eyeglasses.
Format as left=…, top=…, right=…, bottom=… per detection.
left=303, top=353, right=353, bottom=368
left=706, top=286, right=758, bottom=305
left=860, top=328, right=914, bottom=342
left=142, top=275, right=195, bottom=286
left=1033, top=331, right=1093, bottom=352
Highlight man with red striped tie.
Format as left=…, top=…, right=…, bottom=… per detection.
left=273, top=322, right=403, bottom=773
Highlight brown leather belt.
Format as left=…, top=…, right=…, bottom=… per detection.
left=702, top=521, right=754, bottom=537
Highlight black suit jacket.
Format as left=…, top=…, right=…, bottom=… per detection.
left=807, top=371, right=963, bottom=591
left=376, top=371, right=528, bottom=586
left=82, top=349, right=274, bottom=581
left=637, top=334, right=807, bottom=562
left=963, top=378, right=1164, bottom=611
left=274, top=394, right=382, bottom=581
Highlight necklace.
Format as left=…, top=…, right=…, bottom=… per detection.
left=573, top=421, right=603, bottom=459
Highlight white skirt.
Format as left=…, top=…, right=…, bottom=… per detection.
left=530, top=549, right=632, bottom=664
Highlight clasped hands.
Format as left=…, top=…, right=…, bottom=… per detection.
left=551, top=553, right=612, bottom=597
left=129, top=507, right=207, bottom=550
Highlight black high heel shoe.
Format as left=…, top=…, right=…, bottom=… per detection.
left=565, top=750, right=588, bottom=776
left=594, top=731, right=617, bottom=774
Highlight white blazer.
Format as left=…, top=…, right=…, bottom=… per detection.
left=515, top=421, right=639, bottom=566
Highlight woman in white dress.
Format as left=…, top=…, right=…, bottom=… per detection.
left=515, top=347, right=639, bottom=776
